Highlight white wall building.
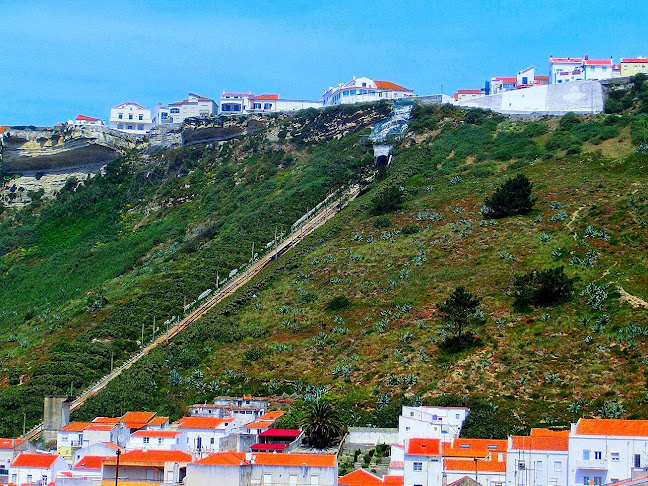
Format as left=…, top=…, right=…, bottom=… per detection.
left=152, top=93, right=218, bottom=126
left=454, top=89, right=485, bottom=101
left=186, top=451, right=338, bottom=486
left=73, top=441, right=120, bottom=464
left=127, top=430, right=187, bottom=452
left=490, top=77, right=517, bottom=95
left=102, top=449, right=192, bottom=486
left=67, top=114, right=105, bottom=127
left=0, top=439, right=34, bottom=483
left=109, top=102, right=153, bottom=134
left=568, top=419, right=648, bottom=486
left=82, top=422, right=128, bottom=448
left=550, top=58, right=585, bottom=84
left=506, top=430, right=569, bottom=486
left=175, top=416, right=237, bottom=454
left=399, top=406, right=469, bottom=444
left=322, top=76, right=414, bottom=106
left=403, top=438, right=443, bottom=486
left=9, top=452, right=69, bottom=485
left=219, top=91, right=322, bottom=115
left=582, top=58, right=614, bottom=81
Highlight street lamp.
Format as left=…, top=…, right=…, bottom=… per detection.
left=114, top=449, right=121, bottom=486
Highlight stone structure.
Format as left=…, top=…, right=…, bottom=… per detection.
left=42, top=396, right=72, bottom=442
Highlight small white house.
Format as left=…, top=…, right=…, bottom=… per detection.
left=219, top=91, right=322, bottom=115
left=175, top=416, right=236, bottom=454
left=322, top=76, right=414, bottom=106
left=582, top=58, right=614, bottom=81
left=0, top=438, right=34, bottom=483
left=399, top=406, right=469, bottom=444
left=67, top=114, right=106, bottom=126
left=403, top=438, right=443, bottom=486
left=152, top=93, right=218, bottom=126
left=9, top=452, right=69, bottom=485
left=102, top=449, right=192, bottom=486
left=549, top=58, right=585, bottom=84
left=127, top=430, right=187, bottom=451
left=81, top=421, right=128, bottom=448
left=109, top=102, right=153, bottom=134
left=73, top=441, right=121, bottom=464
left=506, top=430, right=569, bottom=486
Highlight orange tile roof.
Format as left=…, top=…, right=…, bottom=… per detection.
left=131, top=430, right=181, bottom=438
left=622, top=58, right=648, bottom=63
left=444, top=458, right=506, bottom=473
left=576, top=419, right=648, bottom=437
left=530, top=428, right=570, bottom=437
left=383, top=476, right=404, bottom=486
left=0, top=439, right=25, bottom=449
left=339, top=468, right=383, bottom=485
left=147, top=417, right=169, bottom=426
left=252, top=94, right=280, bottom=100
left=0, top=126, right=10, bottom=134
left=85, top=424, right=115, bottom=431
left=258, top=411, right=285, bottom=420
left=406, top=438, right=442, bottom=456
left=176, top=416, right=231, bottom=429
left=244, top=420, right=274, bottom=429
left=60, top=422, right=92, bottom=432
left=447, top=439, right=507, bottom=455
left=103, top=442, right=122, bottom=450
left=121, top=411, right=157, bottom=426
left=511, top=435, right=568, bottom=451
left=12, top=453, right=60, bottom=468
left=93, top=417, right=120, bottom=424
left=193, top=451, right=247, bottom=466
left=104, top=449, right=191, bottom=466
left=73, top=456, right=107, bottom=470
left=374, top=80, right=411, bottom=92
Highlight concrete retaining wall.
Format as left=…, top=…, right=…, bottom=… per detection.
left=347, top=427, right=399, bottom=446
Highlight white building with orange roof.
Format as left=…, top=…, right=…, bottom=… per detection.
left=174, top=416, right=236, bottom=455
left=144, top=416, right=170, bottom=430
left=403, top=438, right=443, bottom=486
left=506, top=428, right=569, bottom=486
left=185, top=451, right=338, bottom=486
left=582, top=57, right=614, bottom=81
left=620, top=58, right=648, bottom=76
left=444, top=457, right=507, bottom=486
left=399, top=406, right=469, bottom=444
left=9, top=452, right=69, bottom=485
left=73, top=442, right=121, bottom=464
left=82, top=421, right=128, bottom=449
left=57, top=422, right=93, bottom=460
left=152, top=93, right=218, bottom=127
left=0, top=438, right=34, bottom=483
left=127, top=430, right=187, bottom=452
left=120, top=411, right=159, bottom=433
left=321, top=76, right=415, bottom=106
left=219, top=91, right=322, bottom=115
left=67, top=114, right=106, bottom=127
left=568, top=418, right=648, bottom=486
left=101, top=449, right=192, bottom=486
left=339, top=468, right=404, bottom=485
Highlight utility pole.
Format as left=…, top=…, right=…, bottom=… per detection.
left=216, top=271, right=219, bottom=289
left=274, top=227, right=278, bottom=260
left=110, top=351, right=114, bottom=373
left=251, top=241, right=255, bottom=262
left=152, top=316, right=156, bottom=340
left=141, top=322, right=144, bottom=349
left=114, top=449, right=121, bottom=486
left=23, top=413, right=26, bottom=436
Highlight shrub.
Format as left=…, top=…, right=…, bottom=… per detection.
left=438, top=286, right=483, bottom=351
left=373, top=216, right=393, bottom=229
left=370, top=185, right=403, bottom=215
left=325, top=296, right=350, bottom=311
left=482, top=174, right=536, bottom=219
left=244, top=347, right=263, bottom=362
left=513, top=266, right=576, bottom=309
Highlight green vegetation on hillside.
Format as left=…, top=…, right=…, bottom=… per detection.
left=1, top=101, right=647, bottom=438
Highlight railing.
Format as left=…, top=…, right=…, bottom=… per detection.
left=575, top=459, right=608, bottom=470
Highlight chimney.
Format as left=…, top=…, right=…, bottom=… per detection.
left=585, top=55, right=589, bottom=60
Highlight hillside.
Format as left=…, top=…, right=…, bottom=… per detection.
left=1, top=88, right=648, bottom=438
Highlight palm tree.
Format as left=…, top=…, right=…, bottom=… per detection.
left=298, top=400, right=346, bottom=449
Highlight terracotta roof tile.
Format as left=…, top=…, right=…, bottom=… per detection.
left=575, top=419, right=648, bottom=437
left=621, top=58, right=648, bottom=63
left=92, top=417, right=120, bottom=424
left=339, top=468, right=383, bottom=485
left=374, top=80, right=411, bottom=91
left=530, top=428, right=570, bottom=437
left=176, top=416, right=231, bottom=429
left=383, top=476, right=404, bottom=485
left=244, top=420, right=274, bottom=429
left=147, top=416, right=169, bottom=426
left=11, top=453, right=60, bottom=468
left=104, top=449, right=191, bottom=466
left=258, top=411, right=284, bottom=420
left=0, top=439, right=25, bottom=449
left=406, top=438, right=441, bottom=456
left=511, top=435, right=568, bottom=451
left=60, top=422, right=92, bottom=432
left=258, top=428, right=300, bottom=438
left=73, top=456, right=107, bottom=470
left=193, top=451, right=247, bottom=466
left=131, top=430, right=181, bottom=438
left=252, top=94, right=280, bottom=100
left=444, top=458, right=506, bottom=472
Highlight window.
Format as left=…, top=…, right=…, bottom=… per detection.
left=554, top=461, right=562, bottom=472
left=487, top=444, right=497, bottom=450
left=143, top=437, right=150, bottom=444
left=405, top=427, right=410, bottom=431
left=139, top=114, right=143, bottom=120
left=170, top=108, right=180, bottom=114
left=263, top=473, right=272, bottom=485
left=635, top=454, right=641, bottom=468
left=413, top=462, right=423, bottom=471
left=137, top=125, right=143, bottom=130
left=595, top=451, right=602, bottom=460
left=537, top=461, right=543, bottom=470
left=583, top=476, right=590, bottom=485
left=129, top=114, right=133, bottom=119
left=27, top=475, right=32, bottom=483
left=158, top=438, right=162, bottom=445
left=289, top=475, right=298, bottom=486
left=118, top=113, right=123, bottom=119
left=127, top=125, right=133, bottom=130
left=117, top=124, right=123, bottom=129
left=42, top=475, right=48, bottom=483
left=456, top=414, right=460, bottom=419
left=11, top=474, right=16, bottom=483
left=583, top=450, right=591, bottom=460
left=254, top=103, right=261, bottom=109
left=264, top=103, right=272, bottom=110
left=594, top=477, right=602, bottom=485
left=612, top=452, right=620, bottom=462
left=310, top=476, right=319, bottom=486
left=211, top=438, right=215, bottom=444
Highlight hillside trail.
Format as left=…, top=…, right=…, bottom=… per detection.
left=567, top=205, right=586, bottom=238
left=21, top=183, right=362, bottom=440
left=616, top=285, right=648, bottom=309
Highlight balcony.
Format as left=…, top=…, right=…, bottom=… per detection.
left=575, top=459, right=608, bottom=470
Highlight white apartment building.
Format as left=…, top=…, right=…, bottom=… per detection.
left=399, top=406, right=469, bottom=443
left=67, top=114, right=105, bottom=126
left=109, top=102, right=153, bottom=134
left=620, top=58, right=648, bottom=76
left=403, top=438, right=443, bottom=486
left=219, top=91, right=322, bottom=115
left=582, top=58, right=614, bottom=81
left=175, top=416, right=236, bottom=454
left=127, top=430, right=187, bottom=451
left=152, top=92, right=218, bottom=126
left=506, top=430, right=569, bottom=486
left=549, top=57, right=614, bottom=84
left=321, top=76, right=414, bottom=106
left=568, top=419, right=648, bottom=486
left=9, top=453, right=69, bottom=485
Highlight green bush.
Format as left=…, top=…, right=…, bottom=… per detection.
left=370, top=185, right=403, bottom=215
left=244, top=347, right=263, bottom=362
left=373, top=216, right=393, bottom=229
left=326, top=296, right=351, bottom=311
left=482, top=174, right=536, bottom=219
left=513, top=266, right=576, bottom=309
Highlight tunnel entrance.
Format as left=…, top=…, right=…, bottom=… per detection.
left=376, top=155, right=389, bottom=166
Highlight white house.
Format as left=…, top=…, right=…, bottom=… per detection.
left=127, top=430, right=187, bottom=452
left=152, top=93, right=218, bottom=126
left=321, top=76, right=414, bottom=106
left=102, top=449, right=192, bottom=486
left=582, top=58, right=614, bottom=81
left=186, top=451, right=338, bottom=486
left=403, top=438, right=443, bottom=486
left=444, top=438, right=508, bottom=486
left=399, top=406, right=469, bottom=444
left=175, top=416, right=236, bottom=454
left=9, top=452, right=70, bottom=485
left=454, top=89, right=485, bottom=101
left=82, top=421, right=128, bottom=448
left=506, top=429, right=569, bottom=486
left=67, top=114, right=105, bottom=126
left=73, top=441, right=121, bottom=464
left=0, top=438, right=34, bottom=483
left=550, top=58, right=585, bottom=84
left=57, top=422, right=92, bottom=460
left=219, top=91, right=322, bottom=115
left=490, top=77, right=517, bottom=95
left=109, top=102, right=153, bottom=134
left=568, top=419, right=648, bottom=486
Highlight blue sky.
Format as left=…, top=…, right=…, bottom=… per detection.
left=1, top=0, right=647, bottom=126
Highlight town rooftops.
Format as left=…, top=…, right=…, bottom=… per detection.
left=84, top=424, right=115, bottom=431
left=250, top=443, right=288, bottom=451
left=258, top=428, right=300, bottom=439
left=120, top=411, right=157, bottom=428
left=0, top=126, right=9, bottom=134
left=92, top=417, right=120, bottom=424
left=73, top=456, right=107, bottom=470
left=104, top=449, right=192, bottom=466
left=575, top=418, right=648, bottom=437
left=443, top=438, right=507, bottom=458
left=147, top=416, right=169, bottom=426
left=549, top=57, right=584, bottom=63
left=76, top=114, right=102, bottom=122
left=175, top=416, right=231, bottom=429
left=374, top=80, right=412, bottom=92
left=0, top=438, right=25, bottom=449
left=258, top=411, right=285, bottom=420
left=60, top=422, right=92, bottom=432
left=193, top=451, right=336, bottom=468
left=510, top=435, right=569, bottom=451
left=406, top=438, right=442, bottom=456
left=12, top=453, right=60, bottom=468
left=444, top=458, right=506, bottom=472
left=131, top=430, right=181, bottom=438
left=621, top=58, right=648, bottom=63
left=244, top=420, right=274, bottom=429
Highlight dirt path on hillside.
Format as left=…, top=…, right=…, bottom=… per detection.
left=617, top=285, right=648, bottom=309
left=567, top=206, right=586, bottom=237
